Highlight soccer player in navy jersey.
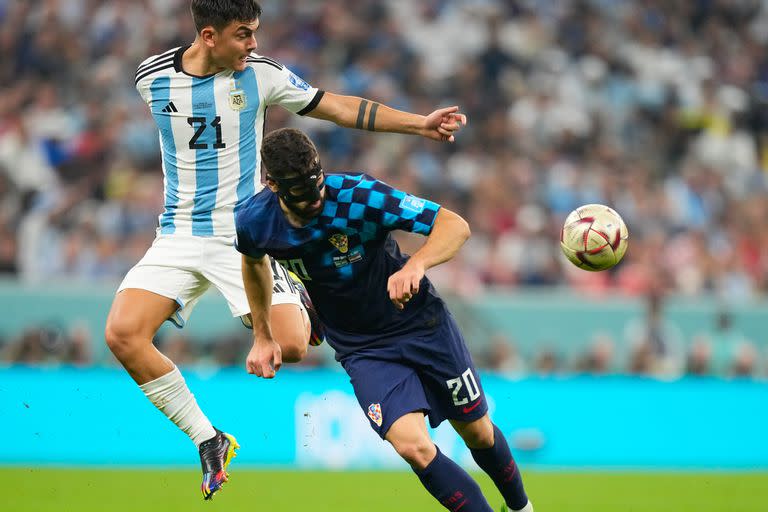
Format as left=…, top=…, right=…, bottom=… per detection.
left=235, top=128, right=533, bottom=512
left=104, top=0, right=466, bottom=500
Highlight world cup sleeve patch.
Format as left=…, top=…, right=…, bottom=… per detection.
left=288, top=72, right=311, bottom=91
left=367, top=403, right=383, bottom=427
left=399, top=195, right=426, bottom=213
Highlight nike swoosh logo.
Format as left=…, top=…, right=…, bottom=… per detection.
left=462, top=400, right=482, bottom=414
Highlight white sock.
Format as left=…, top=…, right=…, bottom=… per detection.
left=512, top=501, right=534, bottom=512
left=139, top=366, right=217, bottom=447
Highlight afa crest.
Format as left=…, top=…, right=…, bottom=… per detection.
left=328, top=233, right=349, bottom=254
left=229, top=89, right=247, bottom=111
left=367, top=403, right=383, bottom=427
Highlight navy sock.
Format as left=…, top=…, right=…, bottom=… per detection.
left=414, top=446, right=494, bottom=512
left=469, top=424, right=528, bottom=510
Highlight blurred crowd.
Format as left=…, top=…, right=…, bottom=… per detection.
left=1, top=293, right=763, bottom=379
left=478, top=294, right=764, bottom=379
left=1, top=0, right=768, bottom=376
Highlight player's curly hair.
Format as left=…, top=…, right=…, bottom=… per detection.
left=191, top=0, right=262, bottom=33
left=261, top=128, right=319, bottom=178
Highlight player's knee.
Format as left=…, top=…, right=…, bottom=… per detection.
left=390, top=438, right=436, bottom=470
left=464, top=427, right=495, bottom=449
left=270, top=304, right=309, bottom=363
left=280, top=339, right=308, bottom=363
left=458, top=418, right=495, bottom=450
left=104, top=318, right=142, bottom=359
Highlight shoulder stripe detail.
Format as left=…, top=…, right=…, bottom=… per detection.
left=135, top=57, right=174, bottom=82
left=156, top=46, right=179, bottom=58
left=135, top=63, right=175, bottom=85
left=246, top=57, right=283, bottom=70
left=136, top=54, right=174, bottom=76
left=246, top=58, right=283, bottom=71
left=262, top=56, right=281, bottom=67
left=247, top=55, right=280, bottom=65
left=138, top=48, right=177, bottom=67
left=136, top=47, right=179, bottom=72
left=248, top=54, right=281, bottom=67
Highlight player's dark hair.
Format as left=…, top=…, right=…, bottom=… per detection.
left=261, top=128, right=319, bottom=178
left=190, top=0, right=262, bottom=32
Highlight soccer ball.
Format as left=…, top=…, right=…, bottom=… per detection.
left=560, top=204, right=628, bottom=271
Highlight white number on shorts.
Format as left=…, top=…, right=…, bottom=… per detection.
left=446, top=368, right=481, bottom=406
left=277, top=258, right=311, bottom=281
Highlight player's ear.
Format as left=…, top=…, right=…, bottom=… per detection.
left=200, top=26, right=217, bottom=48
left=265, top=177, right=279, bottom=193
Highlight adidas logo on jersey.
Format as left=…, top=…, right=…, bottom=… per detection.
left=161, top=102, right=178, bottom=113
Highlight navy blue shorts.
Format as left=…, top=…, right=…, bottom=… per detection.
left=339, top=312, right=488, bottom=438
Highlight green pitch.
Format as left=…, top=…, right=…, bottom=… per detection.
left=7, top=468, right=767, bottom=512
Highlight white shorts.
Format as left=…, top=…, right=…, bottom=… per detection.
left=118, top=234, right=301, bottom=328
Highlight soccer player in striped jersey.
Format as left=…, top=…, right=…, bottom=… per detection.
left=103, top=0, right=467, bottom=501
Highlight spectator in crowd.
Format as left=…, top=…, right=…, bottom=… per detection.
left=730, top=342, right=760, bottom=378
left=573, top=333, right=616, bottom=375
left=483, top=333, right=527, bottom=375
left=623, top=292, right=685, bottom=376
left=685, top=336, right=713, bottom=377
left=533, top=347, right=560, bottom=376
left=703, top=310, right=755, bottom=376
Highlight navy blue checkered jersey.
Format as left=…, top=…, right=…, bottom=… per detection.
left=235, top=173, right=448, bottom=356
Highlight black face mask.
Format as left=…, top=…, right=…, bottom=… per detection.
left=267, top=161, right=325, bottom=214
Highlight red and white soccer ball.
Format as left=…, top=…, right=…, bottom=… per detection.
left=560, top=204, right=629, bottom=272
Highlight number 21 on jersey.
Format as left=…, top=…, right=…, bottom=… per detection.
left=187, top=116, right=226, bottom=150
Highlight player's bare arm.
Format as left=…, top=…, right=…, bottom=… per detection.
left=307, top=92, right=467, bottom=142
left=387, top=208, right=471, bottom=309
left=242, top=253, right=282, bottom=378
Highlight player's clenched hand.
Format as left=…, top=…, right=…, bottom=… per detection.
left=421, top=106, right=467, bottom=142
left=387, top=261, right=425, bottom=310
left=246, top=337, right=282, bottom=378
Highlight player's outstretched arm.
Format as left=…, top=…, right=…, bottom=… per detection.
left=306, top=92, right=467, bottom=142
left=242, top=254, right=282, bottom=378
left=387, top=208, right=471, bottom=309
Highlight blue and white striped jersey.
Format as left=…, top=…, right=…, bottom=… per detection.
left=135, top=46, right=323, bottom=237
